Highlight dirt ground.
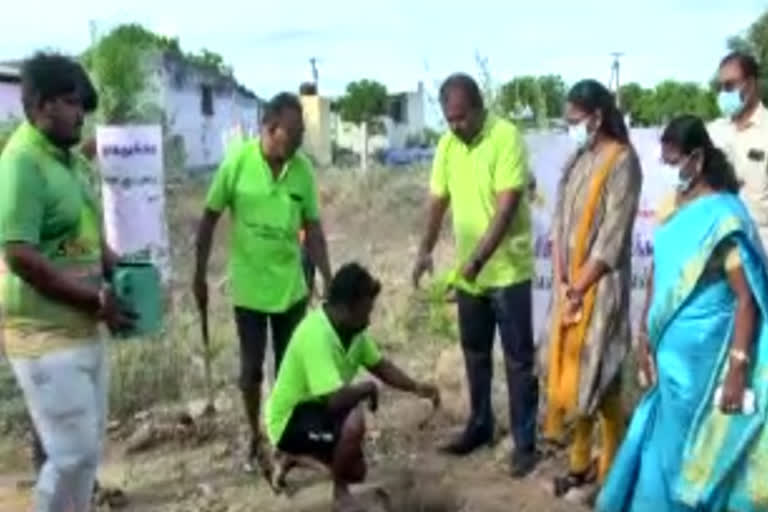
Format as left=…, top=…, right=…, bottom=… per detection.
left=0, top=171, right=596, bottom=511
left=0, top=350, right=591, bottom=512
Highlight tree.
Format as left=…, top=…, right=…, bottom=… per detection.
left=475, top=52, right=503, bottom=116
left=538, top=75, right=567, bottom=119
left=499, top=75, right=565, bottom=126
left=83, top=24, right=156, bottom=123
left=337, top=79, right=388, bottom=172
left=617, top=81, right=717, bottom=127
left=728, top=9, right=768, bottom=104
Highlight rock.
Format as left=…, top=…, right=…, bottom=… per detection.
left=197, top=483, right=214, bottom=497
left=133, top=410, right=151, bottom=422
left=125, top=422, right=156, bottom=454
left=107, top=420, right=122, bottom=433
left=187, top=398, right=218, bottom=420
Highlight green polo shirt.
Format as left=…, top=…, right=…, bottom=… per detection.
left=0, top=123, right=103, bottom=358
left=431, top=115, right=533, bottom=293
left=206, top=140, right=319, bottom=313
left=265, top=308, right=382, bottom=444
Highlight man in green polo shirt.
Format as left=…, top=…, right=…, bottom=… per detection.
left=412, top=73, right=539, bottom=477
left=265, top=263, right=439, bottom=511
left=0, top=53, right=133, bottom=511
left=194, top=92, right=332, bottom=472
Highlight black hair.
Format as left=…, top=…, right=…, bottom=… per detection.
left=327, top=263, right=381, bottom=307
left=720, top=51, right=760, bottom=80
left=261, top=92, right=302, bottom=124
left=567, top=79, right=630, bottom=145
left=661, top=115, right=740, bottom=194
left=75, top=65, right=98, bottom=113
left=439, top=73, right=484, bottom=110
left=21, top=52, right=91, bottom=117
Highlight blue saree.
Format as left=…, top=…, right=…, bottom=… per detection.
left=598, top=193, right=768, bottom=512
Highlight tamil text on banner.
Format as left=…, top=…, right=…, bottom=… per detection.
left=97, top=125, right=171, bottom=282
left=526, top=128, right=674, bottom=343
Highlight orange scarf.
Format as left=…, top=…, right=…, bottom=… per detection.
left=544, top=142, right=624, bottom=439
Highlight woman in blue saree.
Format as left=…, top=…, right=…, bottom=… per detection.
left=598, top=115, right=768, bottom=511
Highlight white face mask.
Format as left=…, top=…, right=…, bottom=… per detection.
left=674, top=155, right=699, bottom=194
left=568, top=120, right=590, bottom=148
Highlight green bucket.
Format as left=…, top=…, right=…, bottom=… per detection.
left=112, top=261, right=163, bottom=338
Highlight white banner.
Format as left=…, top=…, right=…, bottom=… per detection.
left=528, top=128, right=676, bottom=341
left=97, top=125, right=171, bottom=282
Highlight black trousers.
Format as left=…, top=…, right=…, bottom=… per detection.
left=234, top=299, right=307, bottom=392
left=456, top=280, right=539, bottom=453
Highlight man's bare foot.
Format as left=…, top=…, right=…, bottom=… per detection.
left=253, top=439, right=279, bottom=492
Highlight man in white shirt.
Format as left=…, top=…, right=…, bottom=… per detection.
left=709, top=52, right=768, bottom=246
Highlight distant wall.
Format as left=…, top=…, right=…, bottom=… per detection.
left=301, top=95, right=332, bottom=167
left=162, top=84, right=260, bottom=169
left=0, top=82, right=22, bottom=121
left=332, top=84, right=427, bottom=154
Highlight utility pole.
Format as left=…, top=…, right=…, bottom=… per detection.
left=309, top=57, right=319, bottom=88
left=609, top=52, right=624, bottom=109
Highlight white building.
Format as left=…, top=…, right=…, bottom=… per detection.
left=0, top=65, right=22, bottom=121
left=147, top=53, right=262, bottom=170
left=332, top=82, right=426, bottom=154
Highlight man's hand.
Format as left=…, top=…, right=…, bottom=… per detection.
left=416, top=383, right=441, bottom=410
left=721, top=363, right=747, bottom=414
left=412, top=252, right=433, bottom=289
left=362, top=381, right=379, bottom=413
left=98, top=287, right=136, bottom=334
left=460, top=258, right=482, bottom=284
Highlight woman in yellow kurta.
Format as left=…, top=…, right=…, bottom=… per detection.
left=543, top=79, right=642, bottom=499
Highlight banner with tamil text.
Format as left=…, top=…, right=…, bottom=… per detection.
left=97, top=125, right=171, bottom=282
left=527, top=128, right=674, bottom=341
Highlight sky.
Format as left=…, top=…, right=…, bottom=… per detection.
left=2, top=0, right=767, bottom=123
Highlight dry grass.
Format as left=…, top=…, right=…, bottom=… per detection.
left=103, top=165, right=456, bottom=424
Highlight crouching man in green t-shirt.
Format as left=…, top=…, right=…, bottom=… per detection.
left=265, top=263, right=440, bottom=511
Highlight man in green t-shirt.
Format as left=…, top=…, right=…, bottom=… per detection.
left=0, top=53, right=133, bottom=511
left=412, top=74, right=539, bottom=477
left=263, top=263, right=439, bottom=511
left=194, top=92, right=332, bottom=471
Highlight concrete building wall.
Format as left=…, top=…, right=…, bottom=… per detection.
left=0, top=81, right=22, bottom=121
left=331, top=82, right=427, bottom=155
left=153, top=58, right=261, bottom=169
left=300, top=95, right=333, bottom=167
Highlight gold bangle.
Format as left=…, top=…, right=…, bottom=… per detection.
left=730, top=349, right=750, bottom=364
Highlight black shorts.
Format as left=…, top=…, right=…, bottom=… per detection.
left=234, top=299, right=307, bottom=392
left=277, top=402, right=349, bottom=464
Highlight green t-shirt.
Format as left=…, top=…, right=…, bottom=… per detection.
left=0, top=123, right=103, bottom=357
left=206, top=140, right=319, bottom=313
left=265, top=308, right=382, bottom=444
left=430, top=115, right=534, bottom=293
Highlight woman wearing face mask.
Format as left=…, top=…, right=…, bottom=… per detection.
left=598, top=115, right=768, bottom=511
left=542, top=79, right=642, bottom=502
